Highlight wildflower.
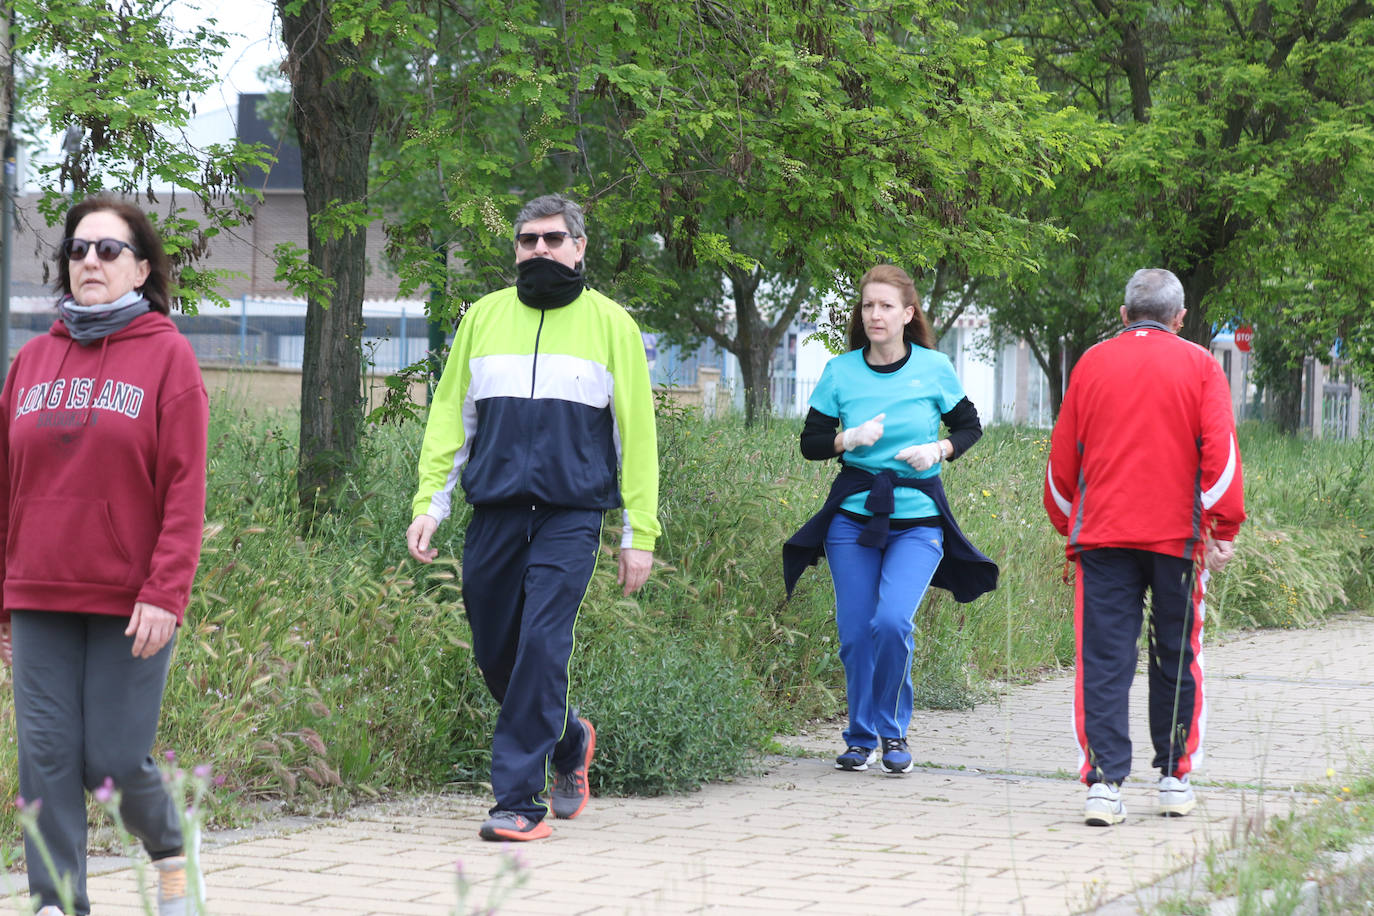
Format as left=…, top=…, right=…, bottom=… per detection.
left=164, top=750, right=177, bottom=763
left=94, top=777, right=116, bottom=804
left=981, top=489, right=991, bottom=497
left=194, top=764, right=213, bottom=781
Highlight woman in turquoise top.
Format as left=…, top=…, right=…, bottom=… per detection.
left=800, top=264, right=984, bottom=774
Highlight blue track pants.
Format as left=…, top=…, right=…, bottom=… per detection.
left=825, top=514, right=943, bottom=749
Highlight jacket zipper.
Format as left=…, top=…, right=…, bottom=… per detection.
left=531, top=309, right=546, bottom=397
left=528, top=308, right=547, bottom=540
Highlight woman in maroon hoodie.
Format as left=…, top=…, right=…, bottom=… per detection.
left=0, top=198, right=208, bottom=916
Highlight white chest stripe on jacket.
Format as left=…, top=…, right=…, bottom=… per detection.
left=467, top=352, right=613, bottom=408
left=1200, top=435, right=1238, bottom=511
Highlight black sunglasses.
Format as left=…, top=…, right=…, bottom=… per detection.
left=62, top=237, right=141, bottom=262
left=515, top=231, right=576, bottom=250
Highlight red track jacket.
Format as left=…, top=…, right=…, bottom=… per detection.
left=1044, top=321, right=1246, bottom=559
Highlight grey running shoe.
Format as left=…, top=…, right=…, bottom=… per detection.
left=835, top=745, right=878, bottom=771
left=1158, top=775, right=1196, bottom=817
left=1084, top=782, right=1126, bottom=826
left=479, top=810, right=552, bottom=842
left=551, top=717, right=596, bottom=819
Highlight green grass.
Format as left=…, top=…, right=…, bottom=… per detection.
left=1152, top=770, right=1374, bottom=914
left=0, top=405, right=1369, bottom=852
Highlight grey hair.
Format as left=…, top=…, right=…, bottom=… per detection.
left=1123, top=268, right=1185, bottom=324
left=514, top=193, right=587, bottom=240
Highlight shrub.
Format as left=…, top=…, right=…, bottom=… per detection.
left=0, top=403, right=1368, bottom=846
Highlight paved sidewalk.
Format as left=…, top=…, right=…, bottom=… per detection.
left=17, top=615, right=1374, bottom=915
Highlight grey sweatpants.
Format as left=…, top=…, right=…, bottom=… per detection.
left=11, top=610, right=183, bottom=916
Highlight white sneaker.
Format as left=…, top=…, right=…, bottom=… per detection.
left=1084, top=782, right=1126, bottom=826
left=1159, top=775, right=1196, bottom=817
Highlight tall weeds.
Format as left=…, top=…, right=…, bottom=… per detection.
left=0, top=405, right=1367, bottom=846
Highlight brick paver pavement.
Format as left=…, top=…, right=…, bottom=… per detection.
left=10, top=616, right=1374, bottom=915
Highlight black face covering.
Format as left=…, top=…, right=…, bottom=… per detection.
left=515, top=256, right=585, bottom=310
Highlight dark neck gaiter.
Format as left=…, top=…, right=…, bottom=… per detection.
left=515, top=257, right=585, bottom=310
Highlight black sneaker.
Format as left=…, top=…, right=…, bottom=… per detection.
left=881, top=737, right=913, bottom=774
left=835, top=745, right=878, bottom=771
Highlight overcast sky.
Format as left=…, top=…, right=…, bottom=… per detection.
left=191, top=0, right=284, bottom=113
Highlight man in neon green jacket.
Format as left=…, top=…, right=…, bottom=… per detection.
left=407, top=194, right=660, bottom=842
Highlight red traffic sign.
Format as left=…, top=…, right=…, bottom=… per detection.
left=1234, top=325, right=1253, bottom=352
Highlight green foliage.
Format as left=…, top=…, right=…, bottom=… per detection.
left=0, top=407, right=1368, bottom=847
left=979, top=0, right=1374, bottom=393
left=1160, top=769, right=1374, bottom=914
left=573, top=627, right=769, bottom=796
left=373, top=0, right=1107, bottom=421
left=11, top=0, right=272, bottom=309
left=1211, top=423, right=1374, bottom=626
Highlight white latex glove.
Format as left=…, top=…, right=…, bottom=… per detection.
left=1205, top=538, right=1235, bottom=572
left=895, top=442, right=943, bottom=472
left=841, top=413, right=885, bottom=451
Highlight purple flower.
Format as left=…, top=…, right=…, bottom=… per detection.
left=164, top=750, right=177, bottom=763
left=94, top=777, right=115, bottom=804
left=193, top=764, right=212, bottom=781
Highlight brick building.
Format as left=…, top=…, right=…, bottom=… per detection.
left=9, top=93, right=411, bottom=304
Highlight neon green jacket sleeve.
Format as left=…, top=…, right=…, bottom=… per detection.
left=607, top=308, right=661, bottom=551
left=410, top=310, right=474, bottom=524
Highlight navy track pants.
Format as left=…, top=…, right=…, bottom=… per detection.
left=462, top=505, right=599, bottom=821
left=1073, top=548, right=1207, bottom=785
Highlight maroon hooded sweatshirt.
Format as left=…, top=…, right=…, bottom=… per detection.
left=0, top=311, right=208, bottom=624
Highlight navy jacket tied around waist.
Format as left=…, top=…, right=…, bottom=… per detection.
left=783, top=465, right=999, bottom=603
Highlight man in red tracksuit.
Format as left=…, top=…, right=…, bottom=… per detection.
left=1044, top=268, right=1246, bottom=827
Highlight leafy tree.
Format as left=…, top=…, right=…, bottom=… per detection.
left=581, top=2, right=1109, bottom=423
left=379, top=0, right=1105, bottom=424
left=983, top=0, right=1374, bottom=424
left=4, top=0, right=269, bottom=307
left=275, top=0, right=434, bottom=518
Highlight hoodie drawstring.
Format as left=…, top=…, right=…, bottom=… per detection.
left=83, top=336, right=112, bottom=426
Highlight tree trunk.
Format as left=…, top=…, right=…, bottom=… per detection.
left=1269, top=362, right=1304, bottom=435
left=728, top=267, right=773, bottom=426
left=279, top=1, right=380, bottom=521
left=1177, top=262, right=1218, bottom=348
left=734, top=343, right=770, bottom=427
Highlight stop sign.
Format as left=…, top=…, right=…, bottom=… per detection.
left=1234, top=325, right=1253, bottom=352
